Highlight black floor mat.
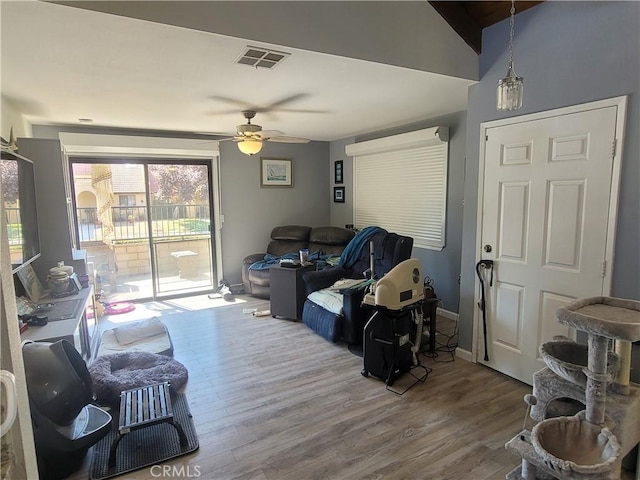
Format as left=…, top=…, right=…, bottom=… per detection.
left=89, top=392, right=199, bottom=480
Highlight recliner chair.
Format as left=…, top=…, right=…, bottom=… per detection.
left=302, top=228, right=413, bottom=344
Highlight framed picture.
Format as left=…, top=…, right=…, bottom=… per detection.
left=261, top=157, right=293, bottom=187
left=334, top=160, right=343, bottom=184
left=333, top=186, right=345, bottom=203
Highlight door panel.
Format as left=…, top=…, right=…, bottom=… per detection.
left=539, top=291, right=576, bottom=343
left=544, top=180, right=584, bottom=270
left=498, top=181, right=529, bottom=261
left=479, top=105, right=619, bottom=384
left=494, top=281, right=524, bottom=351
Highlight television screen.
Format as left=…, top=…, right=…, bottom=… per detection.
left=1, top=150, right=41, bottom=273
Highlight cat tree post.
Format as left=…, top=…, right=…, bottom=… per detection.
left=585, top=333, right=609, bottom=425
left=614, top=340, right=632, bottom=395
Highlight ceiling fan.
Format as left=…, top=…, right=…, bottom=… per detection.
left=230, top=110, right=310, bottom=155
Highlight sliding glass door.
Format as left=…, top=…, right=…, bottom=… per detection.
left=71, top=159, right=216, bottom=301
left=147, top=163, right=213, bottom=296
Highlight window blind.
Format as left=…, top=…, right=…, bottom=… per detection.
left=346, top=127, right=448, bottom=250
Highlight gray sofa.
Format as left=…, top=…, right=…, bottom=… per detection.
left=242, top=225, right=355, bottom=299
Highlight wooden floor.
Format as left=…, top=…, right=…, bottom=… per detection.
left=69, top=294, right=533, bottom=480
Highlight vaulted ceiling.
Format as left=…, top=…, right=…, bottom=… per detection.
left=1, top=1, right=543, bottom=142
left=430, top=1, right=544, bottom=54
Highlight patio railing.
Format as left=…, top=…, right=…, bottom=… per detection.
left=77, top=205, right=210, bottom=243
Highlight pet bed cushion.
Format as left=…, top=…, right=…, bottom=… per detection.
left=96, top=317, right=173, bottom=357
left=89, top=351, right=188, bottom=407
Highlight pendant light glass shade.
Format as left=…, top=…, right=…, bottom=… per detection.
left=238, top=139, right=263, bottom=155
left=497, top=65, right=524, bottom=111
left=497, top=0, right=523, bottom=111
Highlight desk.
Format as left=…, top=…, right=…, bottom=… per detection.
left=270, top=264, right=315, bottom=320
left=21, top=286, right=96, bottom=359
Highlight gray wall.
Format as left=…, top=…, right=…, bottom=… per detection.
left=330, top=111, right=466, bottom=313
left=15, top=138, right=81, bottom=281
left=218, top=139, right=331, bottom=285
left=459, top=1, right=640, bottom=352
left=329, top=136, right=355, bottom=229
left=31, top=124, right=331, bottom=287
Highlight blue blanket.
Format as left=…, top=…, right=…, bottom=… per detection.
left=248, top=252, right=299, bottom=271
left=248, top=251, right=340, bottom=271
left=338, top=226, right=386, bottom=269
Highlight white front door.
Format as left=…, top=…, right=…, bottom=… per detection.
left=476, top=98, right=626, bottom=384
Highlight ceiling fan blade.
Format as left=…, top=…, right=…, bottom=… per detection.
left=265, top=93, right=310, bottom=110
left=195, top=134, right=235, bottom=144
left=267, top=136, right=311, bottom=144
left=209, top=94, right=323, bottom=118
left=255, top=130, right=284, bottom=139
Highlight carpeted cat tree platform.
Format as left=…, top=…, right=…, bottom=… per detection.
left=505, top=297, right=640, bottom=480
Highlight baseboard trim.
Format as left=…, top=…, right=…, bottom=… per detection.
left=455, top=347, right=473, bottom=363
left=437, top=308, right=459, bottom=322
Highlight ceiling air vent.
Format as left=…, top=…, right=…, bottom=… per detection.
left=236, top=46, right=290, bottom=69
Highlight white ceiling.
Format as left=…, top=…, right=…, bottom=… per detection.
left=1, top=1, right=477, bottom=142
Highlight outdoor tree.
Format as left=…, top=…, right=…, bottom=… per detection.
left=1, top=159, right=19, bottom=203
left=150, top=165, right=209, bottom=203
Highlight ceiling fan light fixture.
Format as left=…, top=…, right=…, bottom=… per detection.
left=238, top=139, right=263, bottom=156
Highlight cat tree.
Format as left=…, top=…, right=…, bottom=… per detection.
left=506, top=297, right=640, bottom=480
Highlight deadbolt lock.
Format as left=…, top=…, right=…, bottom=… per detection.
left=484, top=244, right=492, bottom=253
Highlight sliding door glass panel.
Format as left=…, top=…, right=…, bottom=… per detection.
left=147, top=164, right=214, bottom=296
left=73, top=163, right=153, bottom=301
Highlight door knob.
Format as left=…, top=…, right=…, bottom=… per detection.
left=484, top=244, right=492, bottom=253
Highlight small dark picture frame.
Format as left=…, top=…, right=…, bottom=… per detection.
left=334, top=160, right=343, bottom=184
left=334, top=186, right=345, bottom=203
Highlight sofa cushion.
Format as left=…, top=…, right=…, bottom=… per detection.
left=271, top=225, right=311, bottom=241
left=248, top=267, right=270, bottom=286
left=309, top=226, right=355, bottom=255
left=267, top=225, right=311, bottom=256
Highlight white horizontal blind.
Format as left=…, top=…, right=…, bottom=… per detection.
left=349, top=128, right=448, bottom=250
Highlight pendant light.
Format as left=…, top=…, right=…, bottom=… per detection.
left=497, top=0, right=524, bottom=111
left=237, top=139, right=263, bottom=156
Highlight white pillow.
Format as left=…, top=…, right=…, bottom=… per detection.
left=308, top=289, right=344, bottom=316
left=113, top=317, right=167, bottom=345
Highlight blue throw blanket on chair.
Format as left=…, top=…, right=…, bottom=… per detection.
left=338, top=226, right=386, bottom=269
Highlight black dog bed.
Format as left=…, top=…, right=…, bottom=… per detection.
left=89, top=352, right=188, bottom=407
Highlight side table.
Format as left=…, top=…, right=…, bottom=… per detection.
left=270, top=264, right=316, bottom=320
